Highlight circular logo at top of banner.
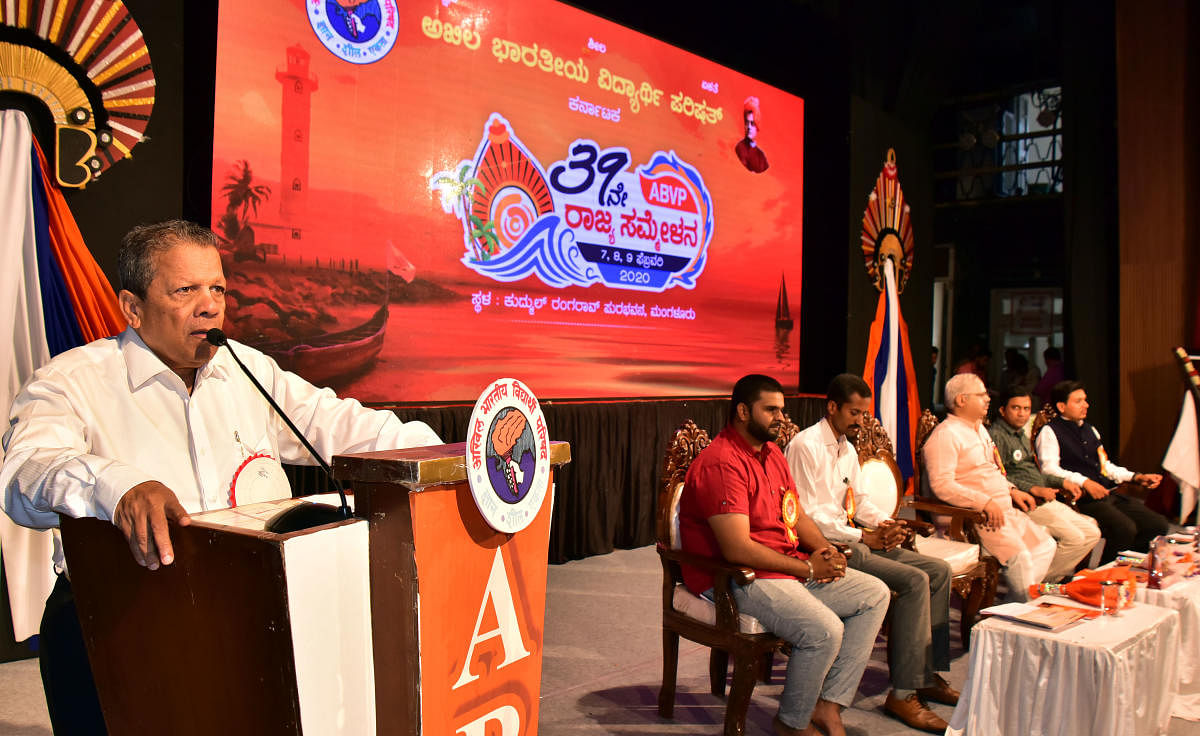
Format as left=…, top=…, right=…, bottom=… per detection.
left=466, top=378, right=551, bottom=533
left=307, top=0, right=398, bottom=65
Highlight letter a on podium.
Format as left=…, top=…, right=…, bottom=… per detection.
left=452, top=547, right=531, bottom=689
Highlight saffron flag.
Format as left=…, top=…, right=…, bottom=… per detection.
left=862, top=259, right=921, bottom=482
left=0, top=110, right=124, bottom=640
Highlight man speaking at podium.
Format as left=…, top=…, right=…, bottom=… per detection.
left=0, top=220, right=440, bottom=735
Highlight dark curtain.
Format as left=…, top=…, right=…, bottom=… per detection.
left=286, top=395, right=826, bottom=563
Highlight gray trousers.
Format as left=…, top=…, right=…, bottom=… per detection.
left=733, top=569, right=890, bottom=728
left=846, top=542, right=953, bottom=689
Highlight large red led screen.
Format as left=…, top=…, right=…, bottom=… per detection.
left=212, top=0, right=804, bottom=401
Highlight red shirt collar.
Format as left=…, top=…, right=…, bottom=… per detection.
left=719, top=424, right=774, bottom=465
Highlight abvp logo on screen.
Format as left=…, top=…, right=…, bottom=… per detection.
left=430, top=113, right=714, bottom=294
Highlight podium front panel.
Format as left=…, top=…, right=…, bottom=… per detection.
left=340, top=441, right=568, bottom=736
left=410, top=477, right=553, bottom=734
left=61, top=505, right=375, bottom=736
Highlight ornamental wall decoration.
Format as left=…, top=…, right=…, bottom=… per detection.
left=0, top=0, right=155, bottom=188
left=861, top=148, right=914, bottom=292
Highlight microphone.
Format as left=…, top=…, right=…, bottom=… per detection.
left=205, top=328, right=351, bottom=533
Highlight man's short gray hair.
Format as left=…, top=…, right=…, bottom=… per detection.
left=944, top=373, right=983, bottom=413
left=118, top=220, right=219, bottom=298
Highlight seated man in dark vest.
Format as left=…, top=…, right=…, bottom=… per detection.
left=1034, top=380, right=1168, bottom=563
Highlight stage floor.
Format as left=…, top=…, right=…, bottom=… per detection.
left=1, top=544, right=1199, bottom=734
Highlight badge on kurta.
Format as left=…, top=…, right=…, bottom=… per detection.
left=992, top=445, right=1007, bottom=476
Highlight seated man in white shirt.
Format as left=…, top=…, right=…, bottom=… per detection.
left=0, top=220, right=441, bottom=735
left=787, top=374, right=956, bottom=733
left=922, top=374, right=1056, bottom=602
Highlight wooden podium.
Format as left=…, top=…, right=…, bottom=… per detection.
left=60, top=440, right=570, bottom=735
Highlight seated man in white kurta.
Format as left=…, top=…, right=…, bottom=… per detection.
left=0, top=220, right=440, bottom=735
left=922, top=374, right=1056, bottom=602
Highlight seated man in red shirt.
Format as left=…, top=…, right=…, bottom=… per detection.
left=679, top=375, right=890, bottom=736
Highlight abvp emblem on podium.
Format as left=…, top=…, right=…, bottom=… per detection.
left=467, top=378, right=551, bottom=533
left=403, top=378, right=558, bottom=734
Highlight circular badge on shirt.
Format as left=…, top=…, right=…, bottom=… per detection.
left=1013, top=448, right=1024, bottom=462
left=228, top=453, right=291, bottom=507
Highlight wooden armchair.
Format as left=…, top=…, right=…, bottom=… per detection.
left=656, top=420, right=787, bottom=736
left=774, top=412, right=801, bottom=449
left=903, top=410, right=1000, bottom=647
left=1030, top=402, right=1057, bottom=446
left=850, top=413, right=932, bottom=538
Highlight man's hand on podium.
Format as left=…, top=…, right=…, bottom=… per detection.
left=113, top=481, right=192, bottom=571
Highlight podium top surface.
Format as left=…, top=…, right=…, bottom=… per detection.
left=333, top=440, right=571, bottom=487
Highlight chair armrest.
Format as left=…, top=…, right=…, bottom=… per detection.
left=903, top=496, right=987, bottom=524
left=657, top=544, right=759, bottom=630
left=901, top=519, right=936, bottom=536
left=902, top=496, right=987, bottom=543
left=657, top=544, right=757, bottom=586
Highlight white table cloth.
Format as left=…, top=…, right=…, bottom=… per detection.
left=1133, top=572, right=1200, bottom=719
left=946, top=603, right=1180, bottom=736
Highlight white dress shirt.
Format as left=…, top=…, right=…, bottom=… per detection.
left=1, top=327, right=440, bottom=544
left=785, top=418, right=890, bottom=544
left=1034, top=422, right=1133, bottom=487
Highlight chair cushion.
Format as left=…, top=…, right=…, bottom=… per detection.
left=672, top=584, right=769, bottom=634
left=912, top=535, right=980, bottom=575
left=859, top=457, right=900, bottom=516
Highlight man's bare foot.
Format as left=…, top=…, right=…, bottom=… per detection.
left=809, top=698, right=846, bottom=736
left=772, top=714, right=821, bottom=736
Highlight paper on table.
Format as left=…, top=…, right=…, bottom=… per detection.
left=981, top=601, right=1037, bottom=617
left=189, top=498, right=304, bottom=532
left=189, top=494, right=357, bottom=533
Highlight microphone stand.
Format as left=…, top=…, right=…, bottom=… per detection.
left=206, top=329, right=351, bottom=525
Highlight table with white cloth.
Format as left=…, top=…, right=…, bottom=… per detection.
left=946, top=602, right=1180, bottom=736
left=1137, top=575, right=1200, bottom=720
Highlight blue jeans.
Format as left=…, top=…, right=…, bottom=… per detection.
left=732, top=568, right=889, bottom=729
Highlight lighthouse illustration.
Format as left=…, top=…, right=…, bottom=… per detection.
left=275, top=44, right=318, bottom=230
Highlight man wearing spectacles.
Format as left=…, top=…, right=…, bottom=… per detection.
left=922, top=374, right=1057, bottom=601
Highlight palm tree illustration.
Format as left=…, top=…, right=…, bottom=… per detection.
left=220, top=160, right=272, bottom=241
left=432, top=162, right=498, bottom=261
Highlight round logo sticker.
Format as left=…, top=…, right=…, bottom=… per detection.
left=466, top=378, right=551, bottom=533
left=228, top=453, right=291, bottom=507
left=307, top=0, right=398, bottom=65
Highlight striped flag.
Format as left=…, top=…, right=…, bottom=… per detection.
left=862, top=258, right=921, bottom=483
left=0, top=110, right=124, bottom=640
